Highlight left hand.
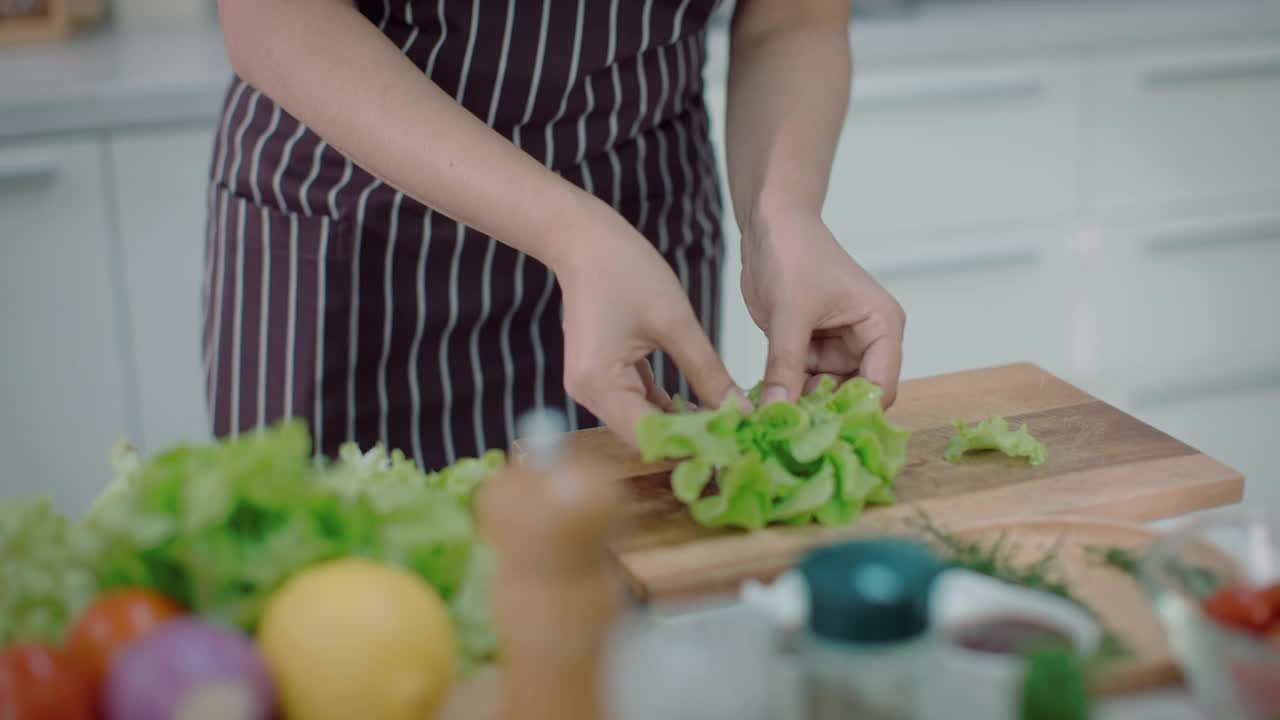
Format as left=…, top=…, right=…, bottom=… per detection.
left=740, top=211, right=906, bottom=408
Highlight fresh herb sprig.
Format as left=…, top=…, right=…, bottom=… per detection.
left=1086, top=545, right=1224, bottom=600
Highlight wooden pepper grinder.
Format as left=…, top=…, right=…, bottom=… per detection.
left=478, top=409, right=624, bottom=720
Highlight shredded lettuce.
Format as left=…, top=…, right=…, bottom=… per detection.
left=0, top=497, right=97, bottom=646
left=635, top=377, right=911, bottom=530
left=944, top=416, right=1048, bottom=466
left=69, top=421, right=502, bottom=667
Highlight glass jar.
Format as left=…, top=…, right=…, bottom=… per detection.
left=792, top=539, right=944, bottom=720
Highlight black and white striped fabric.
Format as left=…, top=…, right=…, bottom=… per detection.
left=203, top=0, right=726, bottom=471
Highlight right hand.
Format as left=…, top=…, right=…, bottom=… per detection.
left=551, top=197, right=747, bottom=446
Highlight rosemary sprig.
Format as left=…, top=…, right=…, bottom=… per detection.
left=908, top=511, right=1074, bottom=604
left=1085, top=545, right=1224, bottom=600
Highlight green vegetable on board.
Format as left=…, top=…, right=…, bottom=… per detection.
left=635, top=376, right=911, bottom=530
left=944, top=415, right=1048, bottom=466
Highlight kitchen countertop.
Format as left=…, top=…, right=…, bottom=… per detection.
left=4, top=0, right=1280, bottom=141
left=0, top=20, right=231, bottom=141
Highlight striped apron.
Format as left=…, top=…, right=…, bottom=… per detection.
left=203, top=0, right=726, bottom=471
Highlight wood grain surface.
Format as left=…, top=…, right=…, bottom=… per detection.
left=520, top=363, right=1245, bottom=604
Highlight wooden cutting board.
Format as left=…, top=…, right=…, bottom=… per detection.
left=520, top=363, right=1244, bottom=604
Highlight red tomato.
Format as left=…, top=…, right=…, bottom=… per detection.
left=66, top=588, right=184, bottom=693
left=1261, top=583, right=1280, bottom=627
left=1202, top=585, right=1275, bottom=634
left=0, top=644, right=94, bottom=720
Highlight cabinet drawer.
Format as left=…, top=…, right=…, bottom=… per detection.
left=1098, top=212, right=1280, bottom=380
left=0, top=138, right=133, bottom=514
left=824, top=61, right=1081, bottom=244
left=1126, top=372, right=1280, bottom=505
left=867, top=231, right=1069, bottom=381
left=1089, top=43, right=1280, bottom=212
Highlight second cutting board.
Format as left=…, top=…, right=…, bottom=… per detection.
left=518, top=363, right=1244, bottom=604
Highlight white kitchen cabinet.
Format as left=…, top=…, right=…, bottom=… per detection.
left=1095, top=209, right=1280, bottom=381
left=1088, top=41, right=1280, bottom=214
left=866, top=228, right=1072, bottom=382
left=1091, top=206, right=1280, bottom=504
left=0, top=138, right=134, bottom=515
left=111, top=125, right=217, bottom=454
left=825, top=59, right=1081, bottom=243
left=1126, top=373, right=1280, bottom=508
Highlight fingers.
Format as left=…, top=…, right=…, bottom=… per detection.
left=858, top=334, right=903, bottom=408
left=761, top=312, right=812, bottom=405
left=635, top=359, right=674, bottom=412
left=806, top=335, right=862, bottom=376
left=565, top=361, right=663, bottom=449
left=661, top=312, right=748, bottom=412
left=596, top=388, right=665, bottom=450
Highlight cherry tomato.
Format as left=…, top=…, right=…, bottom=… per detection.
left=1261, top=582, right=1280, bottom=626
left=0, top=644, right=94, bottom=720
left=1202, top=584, right=1275, bottom=634
left=66, top=587, right=184, bottom=693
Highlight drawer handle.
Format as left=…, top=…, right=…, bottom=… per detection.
left=864, top=239, right=1041, bottom=278
left=1143, top=220, right=1280, bottom=256
left=1143, top=56, right=1280, bottom=88
left=0, top=155, right=59, bottom=186
left=853, top=77, right=1045, bottom=110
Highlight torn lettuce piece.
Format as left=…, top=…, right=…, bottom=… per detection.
left=754, top=401, right=809, bottom=440
left=944, top=416, right=1048, bottom=466
left=788, top=416, right=842, bottom=464
left=691, top=488, right=769, bottom=530
left=637, top=377, right=911, bottom=531
left=769, top=462, right=836, bottom=521
left=635, top=401, right=743, bottom=465
left=671, top=459, right=714, bottom=503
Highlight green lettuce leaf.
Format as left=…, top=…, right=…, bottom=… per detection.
left=637, top=377, right=911, bottom=531
left=944, top=416, right=1048, bottom=466
left=0, top=498, right=97, bottom=646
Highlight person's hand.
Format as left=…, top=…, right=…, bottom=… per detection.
left=740, top=211, right=905, bottom=407
left=551, top=197, right=748, bottom=445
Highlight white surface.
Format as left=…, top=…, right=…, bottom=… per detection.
left=111, top=126, right=217, bottom=453
left=0, top=137, right=134, bottom=516
left=823, top=59, right=1081, bottom=240
left=1087, top=41, right=1280, bottom=214
left=0, top=21, right=230, bottom=140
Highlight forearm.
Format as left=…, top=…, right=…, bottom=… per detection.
left=724, top=1, right=852, bottom=233
left=218, top=0, right=590, bottom=269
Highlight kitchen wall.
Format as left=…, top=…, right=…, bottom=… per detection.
left=2, top=0, right=1278, bottom=515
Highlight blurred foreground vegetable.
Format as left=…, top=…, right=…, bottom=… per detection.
left=257, top=557, right=457, bottom=720
left=0, top=643, right=95, bottom=720
left=636, top=377, right=909, bottom=530
left=0, top=498, right=96, bottom=646
left=66, top=588, right=185, bottom=696
left=105, top=617, right=275, bottom=720
left=10, top=420, right=504, bottom=669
